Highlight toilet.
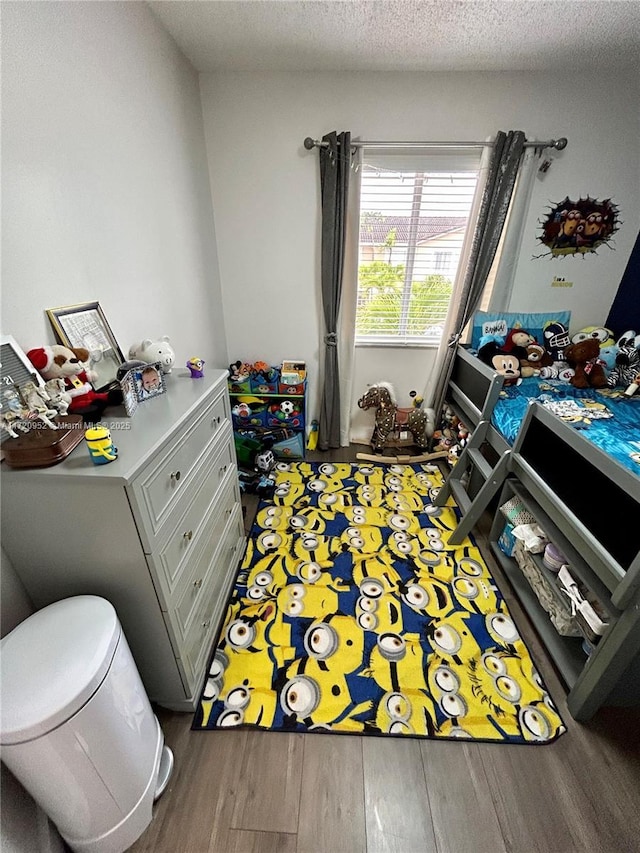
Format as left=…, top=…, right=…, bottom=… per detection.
left=0, top=595, right=173, bottom=853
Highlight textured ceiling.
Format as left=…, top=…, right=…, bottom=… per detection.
left=149, top=0, right=640, bottom=73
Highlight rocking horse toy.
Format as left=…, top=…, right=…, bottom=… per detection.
left=356, top=382, right=446, bottom=463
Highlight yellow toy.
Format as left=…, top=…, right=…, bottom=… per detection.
left=84, top=425, right=118, bottom=464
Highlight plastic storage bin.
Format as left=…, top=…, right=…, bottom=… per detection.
left=0, top=596, right=173, bottom=853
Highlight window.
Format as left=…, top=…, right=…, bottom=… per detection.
left=434, top=251, right=453, bottom=273
left=356, top=148, right=482, bottom=346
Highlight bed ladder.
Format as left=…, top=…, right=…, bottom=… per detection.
left=434, top=419, right=511, bottom=545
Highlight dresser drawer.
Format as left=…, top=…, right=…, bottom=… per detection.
left=150, top=441, right=237, bottom=600
left=170, top=475, right=241, bottom=630
left=130, top=389, right=230, bottom=549
left=178, top=515, right=245, bottom=692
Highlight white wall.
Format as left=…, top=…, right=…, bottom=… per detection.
left=1, top=547, right=34, bottom=638
left=1, top=4, right=225, bottom=848
left=200, top=70, right=640, bottom=431
left=1, top=0, right=227, bottom=370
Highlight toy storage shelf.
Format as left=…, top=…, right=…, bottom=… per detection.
left=487, top=407, right=640, bottom=721
left=229, top=384, right=307, bottom=461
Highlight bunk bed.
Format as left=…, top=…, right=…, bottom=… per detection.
left=436, top=344, right=640, bottom=720
left=436, top=344, right=640, bottom=541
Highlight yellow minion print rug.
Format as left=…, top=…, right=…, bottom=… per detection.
left=193, top=462, right=565, bottom=743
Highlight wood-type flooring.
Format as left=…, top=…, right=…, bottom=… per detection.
left=130, top=445, right=640, bottom=853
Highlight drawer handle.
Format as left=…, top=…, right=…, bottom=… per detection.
left=212, top=415, right=221, bottom=428
left=226, top=507, right=232, bottom=516
left=183, top=530, right=193, bottom=541
left=193, top=578, right=203, bottom=589
left=202, top=619, right=211, bottom=630
left=219, top=464, right=228, bottom=476
left=170, top=471, right=182, bottom=483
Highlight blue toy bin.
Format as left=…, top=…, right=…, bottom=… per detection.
left=278, top=380, right=306, bottom=395
left=251, top=379, right=279, bottom=394
left=265, top=404, right=304, bottom=429
left=232, top=406, right=267, bottom=429
left=250, top=367, right=280, bottom=394
left=228, top=379, right=252, bottom=394
left=272, top=432, right=305, bottom=459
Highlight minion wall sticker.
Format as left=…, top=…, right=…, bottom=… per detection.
left=535, top=196, right=620, bottom=258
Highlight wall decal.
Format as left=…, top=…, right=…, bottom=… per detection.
left=535, top=196, right=620, bottom=258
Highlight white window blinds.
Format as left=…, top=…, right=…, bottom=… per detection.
left=356, top=147, right=481, bottom=346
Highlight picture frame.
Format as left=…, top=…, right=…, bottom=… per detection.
left=46, top=302, right=125, bottom=392
left=119, top=369, right=139, bottom=418
left=1, top=334, right=44, bottom=391
left=132, top=362, right=166, bottom=403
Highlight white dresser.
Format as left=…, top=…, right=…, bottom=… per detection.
left=1, top=369, right=245, bottom=711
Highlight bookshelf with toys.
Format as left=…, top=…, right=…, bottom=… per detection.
left=228, top=360, right=307, bottom=464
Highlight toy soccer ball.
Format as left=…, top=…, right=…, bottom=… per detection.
left=280, top=400, right=295, bottom=416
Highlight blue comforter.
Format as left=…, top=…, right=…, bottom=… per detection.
left=492, top=377, right=640, bottom=475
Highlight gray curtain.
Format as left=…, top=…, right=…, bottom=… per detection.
left=318, top=131, right=351, bottom=450
left=431, top=130, right=526, bottom=418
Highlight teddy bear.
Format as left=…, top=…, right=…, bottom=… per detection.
left=128, top=337, right=175, bottom=374
left=563, top=338, right=608, bottom=389
left=27, top=344, right=122, bottom=421
left=519, top=342, right=553, bottom=378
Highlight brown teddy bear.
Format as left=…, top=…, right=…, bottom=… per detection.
left=520, top=343, right=554, bottom=378
left=564, top=338, right=607, bottom=389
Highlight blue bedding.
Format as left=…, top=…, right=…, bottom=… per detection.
left=492, top=377, right=640, bottom=475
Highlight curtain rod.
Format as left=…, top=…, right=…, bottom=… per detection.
left=303, top=136, right=568, bottom=151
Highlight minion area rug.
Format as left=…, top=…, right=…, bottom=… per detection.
left=193, top=462, right=565, bottom=743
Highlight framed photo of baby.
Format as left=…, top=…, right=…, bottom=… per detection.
left=133, top=363, right=165, bottom=402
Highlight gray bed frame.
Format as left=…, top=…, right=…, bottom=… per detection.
left=435, top=345, right=640, bottom=719
left=434, top=345, right=511, bottom=540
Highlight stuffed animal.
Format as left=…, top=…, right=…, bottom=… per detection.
left=598, top=343, right=619, bottom=375
left=128, top=337, right=175, bottom=374
left=229, top=361, right=253, bottom=383
left=538, top=363, right=575, bottom=382
left=477, top=340, right=521, bottom=385
left=607, top=345, right=640, bottom=390
left=44, top=378, right=72, bottom=415
left=252, top=361, right=278, bottom=382
left=520, top=343, right=553, bottom=378
left=27, top=344, right=122, bottom=421
left=617, top=329, right=640, bottom=351
left=570, top=326, right=615, bottom=349
left=542, top=321, right=571, bottom=363
left=564, top=339, right=608, bottom=389
left=502, top=327, right=536, bottom=358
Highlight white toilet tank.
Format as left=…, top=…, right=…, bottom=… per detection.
left=0, top=595, right=167, bottom=853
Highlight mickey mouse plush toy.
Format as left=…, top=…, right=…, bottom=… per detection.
left=477, top=335, right=522, bottom=385
left=28, top=344, right=123, bottom=422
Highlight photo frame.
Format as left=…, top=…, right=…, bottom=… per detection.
left=1, top=334, right=44, bottom=391
left=132, top=363, right=166, bottom=403
left=119, top=369, right=139, bottom=418
left=46, top=302, right=125, bottom=392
